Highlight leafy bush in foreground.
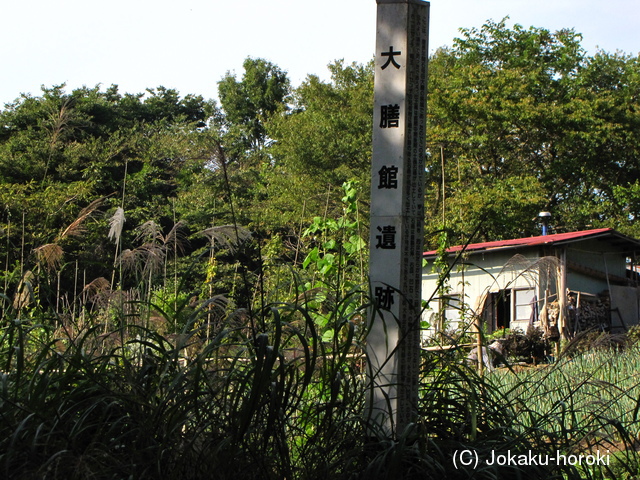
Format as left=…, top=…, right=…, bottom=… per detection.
left=1, top=293, right=639, bottom=479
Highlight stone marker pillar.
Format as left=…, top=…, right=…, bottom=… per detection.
left=367, top=0, right=429, bottom=436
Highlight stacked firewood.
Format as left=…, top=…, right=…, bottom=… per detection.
left=568, top=292, right=610, bottom=331
left=539, top=292, right=610, bottom=338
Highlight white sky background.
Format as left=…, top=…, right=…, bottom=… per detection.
left=1, top=0, right=639, bottom=106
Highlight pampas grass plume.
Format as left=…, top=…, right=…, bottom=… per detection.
left=108, top=207, right=126, bottom=244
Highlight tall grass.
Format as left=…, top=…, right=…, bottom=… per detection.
left=3, top=284, right=639, bottom=479
left=1, top=182, right=639, bottom=477
left=0, top=286, right=370, bottom=480
left=486, top=344, right=640, bottom=478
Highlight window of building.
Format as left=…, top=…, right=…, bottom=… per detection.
left=443, top=294, right=461, bottom=324
left=514, top=288, right=535, bottom=323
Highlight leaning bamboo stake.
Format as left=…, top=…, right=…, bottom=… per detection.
left=72, top=260, right=78, bottom=324
left=558, top=248, right=569, bottom=340
left=173, top=200, right=178, bottom=326
left=4, top=213, right=10, bottom=297
left=20, top=211, right=25, bottom=278
left=56, top=270, right=61, bottom=318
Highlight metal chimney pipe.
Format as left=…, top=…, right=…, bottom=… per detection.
left=539, top=211, right=552, bottom=236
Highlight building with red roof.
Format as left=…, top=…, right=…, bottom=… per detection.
left=421, top=228, right=640, bottom=341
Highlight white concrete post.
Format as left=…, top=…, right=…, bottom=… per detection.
left=367, top=0, right=429, bottom=436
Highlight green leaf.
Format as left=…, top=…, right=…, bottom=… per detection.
left=323, top=239, right=337, bottom=250
left=321, top=329, right=335, bottom=342
left=302, top=247, right=319, bottom=270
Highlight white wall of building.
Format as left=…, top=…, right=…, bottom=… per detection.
left=422, top=250, right=542, bottom=340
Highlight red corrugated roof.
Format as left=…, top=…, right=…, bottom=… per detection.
left=423, top=228, right=618, bottom=257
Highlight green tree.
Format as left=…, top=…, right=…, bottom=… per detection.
left=0, top=84, right=220, bottom=308
left=426, top=18, right=640, bottom=244
left=218, top=57, right=290, bottom=154
left=267, top=60, right=373, bottom=184
left=213, top=58, right=292, bottom=235
left=261, top=60, right=373, bottom=232
left=572, top=51, right=640, bottom=236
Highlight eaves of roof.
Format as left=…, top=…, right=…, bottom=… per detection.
left=423, top=228, right=640, bottom=259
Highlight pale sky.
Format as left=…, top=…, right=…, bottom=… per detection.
left=1, top=0, right=639, bottom=106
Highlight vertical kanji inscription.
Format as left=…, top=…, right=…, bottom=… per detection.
left=367, top=0, right=429, bottom=437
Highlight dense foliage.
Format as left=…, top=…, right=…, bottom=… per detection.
left=1, top=20, right=638, bottom=312
left=427, top=19, right=640, bottom=243
left=1, top=19, right=639, bottom=479
left=3, top=305, right=640, bottom=479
